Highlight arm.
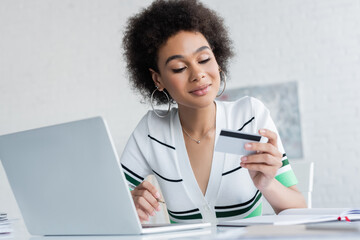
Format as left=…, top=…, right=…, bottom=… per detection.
left=261, top=181, right=306, bottom=214
left=131, top=180, right=163, bottom=222
left=120, top=113, right=162, bottom=222
left=240, top=129, right=307, bottom=214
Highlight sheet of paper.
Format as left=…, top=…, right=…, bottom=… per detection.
left=218, top=215, right=339, bottom=226
left=279, top=208, right=350, bottom=216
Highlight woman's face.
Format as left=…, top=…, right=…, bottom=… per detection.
left=151, top=31, right=220, bottom=110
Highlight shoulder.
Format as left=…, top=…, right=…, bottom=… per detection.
left=144, top=108, right=177, bottom=130
left=134, top=108, right=175, bottom=130
left=217, top=96, right=268, bottom=116
left=215, top=96, right=272, bottom=131
left=131, top=108, right=177, bottom=143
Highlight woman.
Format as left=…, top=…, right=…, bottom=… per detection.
left=121, top=0, right=306, bottom=224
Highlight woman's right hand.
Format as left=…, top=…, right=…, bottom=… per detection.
left=131, top=180, right=162, bottom=222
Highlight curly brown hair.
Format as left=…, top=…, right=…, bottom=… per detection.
left=122, top=0, right=234, bottom=105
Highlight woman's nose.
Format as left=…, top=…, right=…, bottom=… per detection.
left=190, top=65, right=205, bottom=82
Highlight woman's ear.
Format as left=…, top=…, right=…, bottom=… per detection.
left=149, top=68, right=164, bottom=90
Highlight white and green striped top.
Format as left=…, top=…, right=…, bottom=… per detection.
left=120, top=96, right=298, bottom=224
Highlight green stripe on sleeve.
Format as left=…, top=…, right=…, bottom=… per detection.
left=276, top=170, right=298, bottom=187
left=168, top=211, right=202, bottom=220
left=124, top=172, right=141, bottom=187
left=244, top=202, right=262, bottom=219
left=282, top=159, right=289, bottom=167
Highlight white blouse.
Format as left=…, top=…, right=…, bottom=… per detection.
left=120, top=96, right=297, bottom=224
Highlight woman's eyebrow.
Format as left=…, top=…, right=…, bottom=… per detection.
left=164, top=46, right=211, bottom=66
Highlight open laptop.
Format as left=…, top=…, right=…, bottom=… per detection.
left=0, top=117, right=211, bottom=235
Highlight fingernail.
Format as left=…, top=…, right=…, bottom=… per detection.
left=155, top=192, right=160, bottom=198
left=242, top=156, right=247, bottom=162
left=150, top=211, right=155, bottom=216
left=245, top=143, right=252, bottom=149
left=156, top=206, right=161, bottom=211
left=260, top=129, right=266, bottom=134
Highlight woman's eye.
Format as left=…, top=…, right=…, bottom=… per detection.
left=172, top=67, right=186, bottom=73
left=199, top=58, right=210, bottom=64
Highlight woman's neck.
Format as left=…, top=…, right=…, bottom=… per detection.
left=178, top=102, right=216, bottom=137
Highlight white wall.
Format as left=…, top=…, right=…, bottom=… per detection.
left=1, top=0, right=360, bottom=222
left=0, top=0, right=152, bottom=220
left=213, top=0, right=360, bottom=208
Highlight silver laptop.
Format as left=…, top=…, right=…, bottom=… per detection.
left=0, top=117, right=211, bottom=235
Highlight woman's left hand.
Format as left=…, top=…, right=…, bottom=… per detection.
left=240, top=129, right=283, bottom=191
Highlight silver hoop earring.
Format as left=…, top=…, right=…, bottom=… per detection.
left=151, top=88, right=171, bottom=118
left=216, top=70, right=227, bottom=97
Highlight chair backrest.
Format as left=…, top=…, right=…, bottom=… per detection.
left=262, top=161, right=314, bottom=214
left=290, top=161, right=314, bottom=208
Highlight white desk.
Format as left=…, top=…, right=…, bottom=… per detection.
left=6, top=219, right=360, bottom=240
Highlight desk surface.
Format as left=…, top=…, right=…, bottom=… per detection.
left=6, top=219, right=360, bottom=240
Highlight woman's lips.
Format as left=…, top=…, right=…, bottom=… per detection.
left=189, top=84, right=211, bottom=96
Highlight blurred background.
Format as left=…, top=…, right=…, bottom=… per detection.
left=1, top=0, right=359, bottom=224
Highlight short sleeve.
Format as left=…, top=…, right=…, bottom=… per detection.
left=250, top=97, right=298, bottom=188
left=120, top=113, right=152, bottom=190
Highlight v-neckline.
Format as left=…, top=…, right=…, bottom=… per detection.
left=173, top=101, right=226, bottom=206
